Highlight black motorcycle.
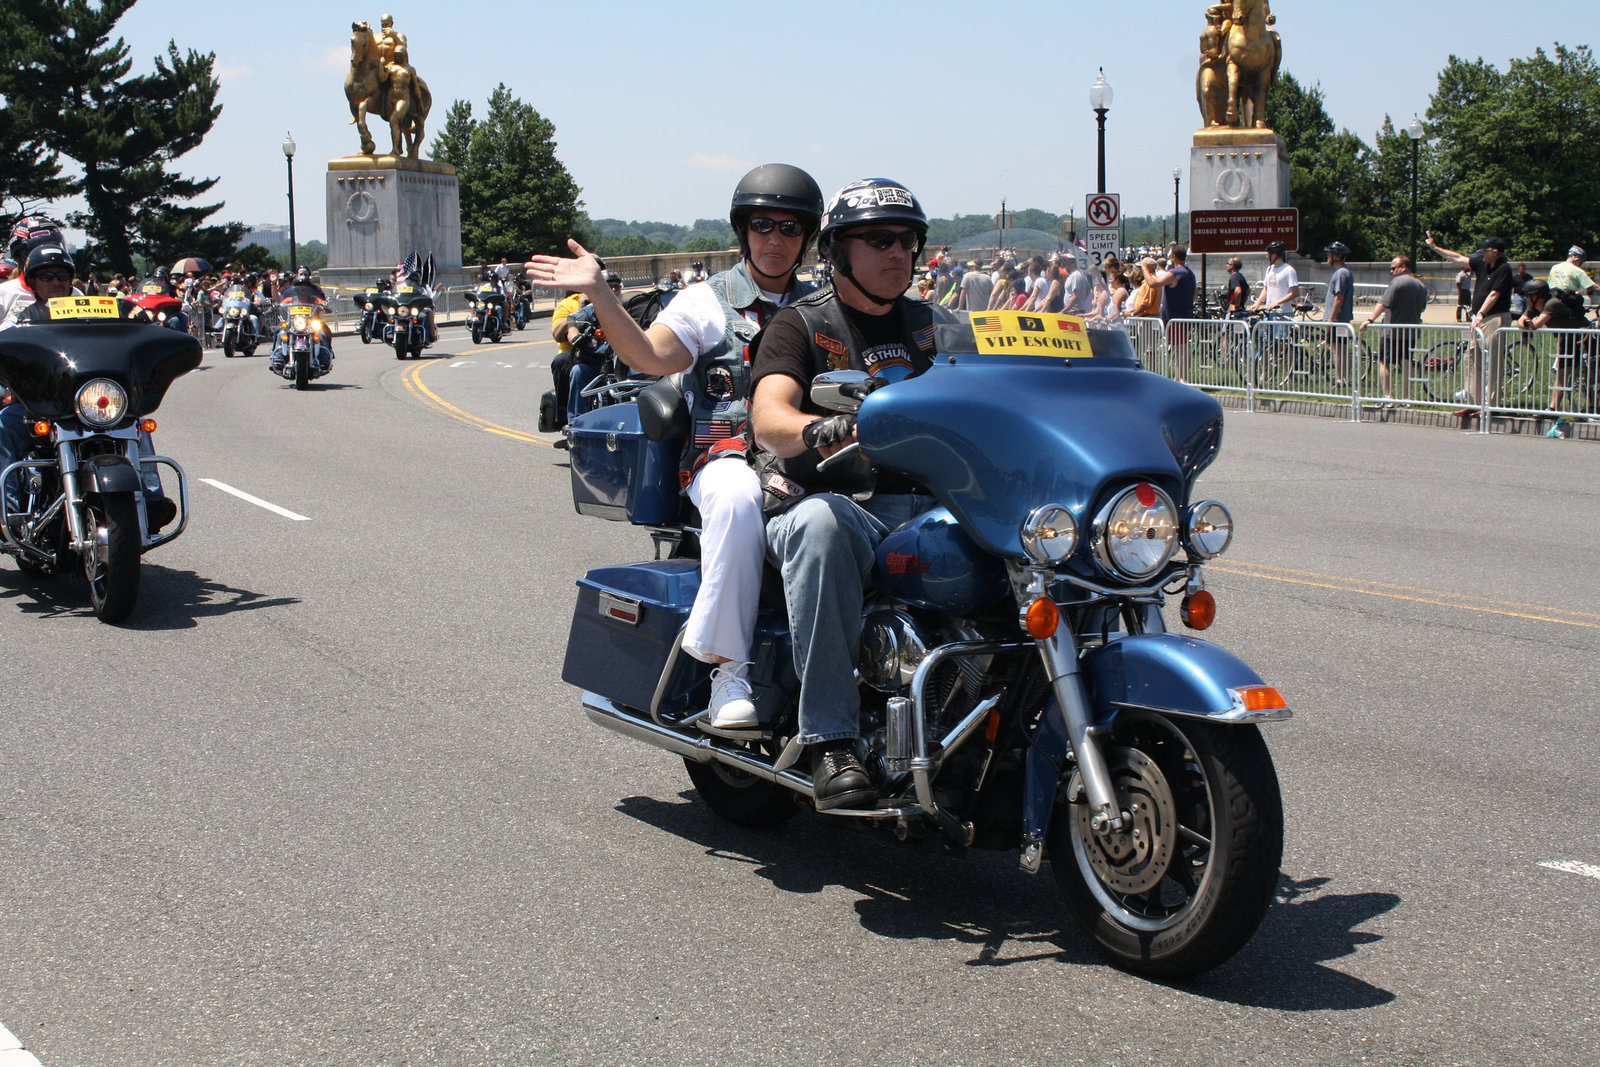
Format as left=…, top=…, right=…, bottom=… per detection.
left=512, top=282, right=532, bottom=331
left=467, top=285, right=507, bottom=345
left=390, top=284, right=432, bottom=360
left=354, top=290, right=385, bottom=344
left=0, top=299, right=199, bottom=622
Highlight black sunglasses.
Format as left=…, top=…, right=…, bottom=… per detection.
left=31, top=270, right=72, bottom=283
left=747, top=216, right=805, bottom=237
left=845, top=229, right=919, bottom=252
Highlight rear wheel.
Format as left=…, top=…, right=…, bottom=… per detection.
left=685, top=756, right=799, bottom=827
left=1049, top=710, right=1283, bottom=978
left=82, top=493, right=140, bottom=623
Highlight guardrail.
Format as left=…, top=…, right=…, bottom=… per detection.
left=1124, top=316, right=1600, bottom=436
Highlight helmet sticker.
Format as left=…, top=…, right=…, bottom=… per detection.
left=874, top=186, right=914, bottom=208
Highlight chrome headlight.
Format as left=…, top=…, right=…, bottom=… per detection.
left=1020, top=504, right=1078, bottom=564
left=1092, top=482, right=1180, bottom=580
left=76, top=379, right=128, bottom=428
left=310, top=317, right=323, bottom=331
left=226, top=307, right=240, bottom=318
left=1184, top=500, right=1234, bottom=559
left=291, top=314, right=310, bottom=331
left=364, top=301, right=375, bottom=310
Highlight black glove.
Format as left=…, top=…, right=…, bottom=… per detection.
left=801, top=414, right=855, bottom=450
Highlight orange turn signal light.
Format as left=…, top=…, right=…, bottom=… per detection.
left=1181, top=590, right=1216, bottom=630
left=140, top=419, right=158, bottom=434
left=1235, top=686, right=1287, bottom=713
left=30, top=420, right=50, bottom=437
left=1023, top=597, right=1060, bottom=639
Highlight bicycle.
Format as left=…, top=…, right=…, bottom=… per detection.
left=1417, top=331, right=1540, bottom=405
left=1253, top=303, right=1345, bottom=393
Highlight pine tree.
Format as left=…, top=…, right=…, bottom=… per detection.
left=1, top=0, right=238, bottom=274
left=432, top=85, right=584, bottom=264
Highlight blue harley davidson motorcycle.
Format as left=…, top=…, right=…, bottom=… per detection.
left=560, top=314, right=1288, bottom=977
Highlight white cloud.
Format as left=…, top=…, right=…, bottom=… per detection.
left=684, top=152, right=749, bottom=174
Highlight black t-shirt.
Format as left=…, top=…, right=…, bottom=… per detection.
left=1472, top=258, right=1513, bottom=316
left=1225, top=271, right=1250, bottom=310
left=752, top=299, right=933, bottom=413
left=751, top=297, right=934, bottom=493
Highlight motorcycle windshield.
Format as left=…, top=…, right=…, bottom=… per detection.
left=0, top=322, right=202, bottom=419
left=856, top=312, right=1223, bottom=561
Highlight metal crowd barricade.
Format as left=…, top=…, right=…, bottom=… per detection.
left=1168, top=316, right=1250, bottom=398
left=1245, top=317, right=1362, bottom=421
left=1121, top=316, right=1167, bottom=375
left=1485, top=325, right=1600, bottom=427
left=1353, top=322, right=1476, bottom=413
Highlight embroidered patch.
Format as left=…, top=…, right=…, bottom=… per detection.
left=705, top=365, right=734, bottom=400
left=694, top=419, right=736, bottom=447
left=765, top=472, right=805, bottom=500
left=814, top=332, right=846, bottom=357
left=913, top=324, right=935, bottom=351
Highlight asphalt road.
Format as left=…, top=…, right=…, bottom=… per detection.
left=1, top=323, right=1596, bottom=1066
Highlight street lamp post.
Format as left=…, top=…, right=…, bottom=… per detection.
left=1090, top=68, right=1112, bottom=195
left=282, top=132, right=298, bottom=272
left=1172, top=166, right=1182, bottom=244
left=1406, top=114, right=1424, bottom=265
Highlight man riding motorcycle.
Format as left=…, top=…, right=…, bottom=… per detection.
left=0, top=216, right=71, bottom=327
left=270, top=267, right=334, bottom=376
left=748, top=176, right=941, bottom=809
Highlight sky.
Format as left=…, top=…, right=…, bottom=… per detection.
left=74, top=0, right=1600, bottom=246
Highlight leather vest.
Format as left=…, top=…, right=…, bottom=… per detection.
left=681, top=262, right=814, bottom=473
left=772, top=286, right=939, bottom=493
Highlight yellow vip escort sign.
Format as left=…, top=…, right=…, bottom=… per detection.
left=46, top=296, right=120, bottom=320
left=968, top=311, right=1089, bottom=354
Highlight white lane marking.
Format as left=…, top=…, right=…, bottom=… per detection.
left=1539, top=860, right=1600, bottom=881
left=200, top=479, right=310, bottom=521
left=0, top=1021, right=43, bottom=1066
left=450, top=360, right=469, bottom=367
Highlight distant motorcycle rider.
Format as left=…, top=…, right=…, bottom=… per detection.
left=527, top=164, right=826, bottom=732
left=0, top=215, right=71, bottom=326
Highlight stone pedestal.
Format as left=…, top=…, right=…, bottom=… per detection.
left=1188, top=131, right=1289, bottom=212
left=325, top=156, right=462, bottom=272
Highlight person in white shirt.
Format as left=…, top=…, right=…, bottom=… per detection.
left=1249, top=240, right=1300, bottom=315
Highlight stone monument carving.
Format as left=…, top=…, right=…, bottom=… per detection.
left=326, top=13, right=462, bottom=289
left=344, top=14, right=432, bottom=159
left=1189, top=0, right=1289, bottom=214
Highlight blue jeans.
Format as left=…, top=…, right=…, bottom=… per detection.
left=765, top=491, right=931, bottom=745
left=0, top=402, right=28, bottom=515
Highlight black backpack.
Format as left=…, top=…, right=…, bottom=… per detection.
left=624, top=286, right=675, bottom=329
left=1554, top=286, right=1588, bottom=319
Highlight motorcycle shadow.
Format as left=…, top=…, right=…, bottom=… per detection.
left=0, top=561, right=299, bottom=630
left=617, top=791, right=1101, bottom=969
left=620, top=795, right=1399, bottom=1007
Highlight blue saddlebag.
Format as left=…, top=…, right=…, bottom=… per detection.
left=562, top=560, right=710, bottom=715
left=568, top=403, right=681, bottom=525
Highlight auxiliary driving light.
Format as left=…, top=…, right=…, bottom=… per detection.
left=1020, top=504, right=1077, bottom=564
left=1184, top=500, right=1234, bottom=559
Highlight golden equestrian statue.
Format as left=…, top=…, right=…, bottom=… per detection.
left=344, top=13, right=432, bottom=158
left=1197, top=0, right=1281, bottom=130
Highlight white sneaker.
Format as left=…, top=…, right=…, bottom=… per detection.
left=705, top=662, right=758, bottom=730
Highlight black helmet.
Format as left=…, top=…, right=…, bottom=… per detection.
left=818, top=178, right=929, bottom=307
left=1324, top=241, right=1351, bottom=259
left=729, top=163, right=823, bottom=271
left=817, top=178, right=929, bottom=258
left=1265, top=240, right=1287, bottom=257
left=244, top=272, right=260, bottom=287
left=9, top=215, right=65, bottom=261
left=1521, top=278, right=1551, bottom=299
left=601, top=269, right=622, bottom=288
left=23, top=244, right=74, bottom=283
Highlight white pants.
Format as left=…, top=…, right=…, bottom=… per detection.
left=683, top=456, right=765, bottom=665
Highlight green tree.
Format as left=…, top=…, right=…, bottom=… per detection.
left=1, top=0, right=236, bottom=274
left=1425, top=45, right=1600, bottom=260
left=1265, top=72, right=1377, bottom=259
left=432, top=85, right=584, bottom=263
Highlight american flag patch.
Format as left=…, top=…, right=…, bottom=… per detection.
left=913, top=324, right=935, bottom=351
left=972, top=315, right=1001, bottom=333
left=694, top=420, right=735, bottom=447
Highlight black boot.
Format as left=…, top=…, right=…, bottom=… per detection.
left=811, top=741, right=874, bottom=811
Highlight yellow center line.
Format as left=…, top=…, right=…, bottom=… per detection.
left=399, top=348, right=554, bottom=446
left=1210, top=561, right=1600, bottom=629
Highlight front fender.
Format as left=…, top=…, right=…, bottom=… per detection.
left=1082, top=632, right=1291, bottom=723
left=79, top=453, right=142, bottom=495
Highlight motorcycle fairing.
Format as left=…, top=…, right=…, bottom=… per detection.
left=0, top=323, right=201, bottom=419
left=857, top=351, right=1223, bottom=563
left=1021, top=632, right=1289, bottom=847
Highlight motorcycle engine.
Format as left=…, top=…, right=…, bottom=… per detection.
left=859, top=608, right=990, bottom=739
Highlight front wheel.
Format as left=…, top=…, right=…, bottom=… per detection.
left=82, top=493, right=141, bottom=623
left=294, top=349, right=310, bottom=390
left=470, top=320, right=483, bottom=345
left=360, top=318, right=372, bottom=344
left=1049, top=711, right=1283, bottom=978
left=222, top=328, right=236, bottom=358
left=684, top=757, right=798, bottom=828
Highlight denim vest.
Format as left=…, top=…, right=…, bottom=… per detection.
left=681, top=262, right=815, bottom=474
